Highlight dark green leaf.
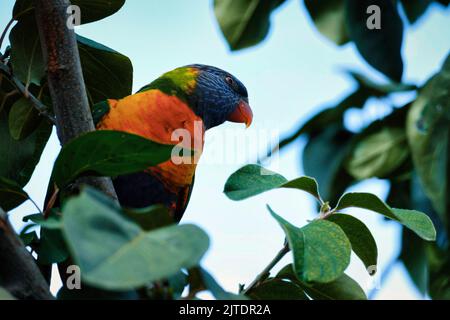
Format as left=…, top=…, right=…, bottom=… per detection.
left=8, top=98, right=42, bottom=140
left=80, top=188, right=174, bottom=231
left=0, top=108, right=52, bottom=187
left=123, top=205, right=174, bottom=231
left=406, top=54, right=450, bottom=218
left=248, top=278, right=308, bottom=300
left=0, top=176, right=29, bottom=211
left=326, top=214, right=378, bottom=273
left=167, top=271, right=188, bottom=299
left=346, top=127, right=409, bottom=180
left=77, top=35, right=133, bottom=104
left=336, top=192, right=398, bottom=219
left=276, top=264, right=367, bottom=300
left=224, top=164, right=321, bottom=201
left=214, top=0, right=285, bottom=50
left=335, top=192, right=436, bottom=240
left=265, top=85, right=375, bottom=159
left=347, top=70, right=417, bottom=95
left=20, top=230, right=38, bottom=246
left=400, top=0, right=432, bottom=24
left=37, top=228, right=69, bottom=265
left=52, top=130, right=175, bottom=187
left=304, top=273, right=367, bottom=300
left=9, top=16, right=44, bottom=85
left=304, top=0, right=349, bottom=45
left=400, top=228, right=429, bottom=295
left=13, top=0, right=126, bottom=24
left=198, top=268, right=246, bottom=300
left=269, top=206, right=351, bottom=283
left=62, top=188, right=210, bottom=290
left=23, top=212, right=62, bottom=229
left=346, top=0, right=404, bottom=81
left=303, top=124, right=354, bottom=204
left=9, top=15, right=131, bottom=103
left=428, top=245, right=450, bottom=299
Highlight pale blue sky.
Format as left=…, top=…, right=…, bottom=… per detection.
left=1, top=0, right=449, bottom=299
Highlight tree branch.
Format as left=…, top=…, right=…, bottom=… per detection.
left=33, top=0, right=117, bottom=200
left=242, top=243, right=290, bottom=295
left=0, top=208, right=53, bottom=300
left=0, top=62, right=56, bottom=124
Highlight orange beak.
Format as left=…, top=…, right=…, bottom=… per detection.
left=227, top=100, right=253, bottom=128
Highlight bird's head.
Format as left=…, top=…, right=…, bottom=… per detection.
left=139, top=64, right=253, bottom=130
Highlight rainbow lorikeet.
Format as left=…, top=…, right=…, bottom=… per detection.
left=94, top=64, right=252, bottom=222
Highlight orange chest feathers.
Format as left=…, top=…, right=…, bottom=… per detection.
left=96, top=90, right=204, bottom=188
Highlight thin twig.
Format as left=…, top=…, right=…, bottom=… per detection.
left=242, top=243, right=290, bottom=295
left=0, top=62, right=56, bottom=124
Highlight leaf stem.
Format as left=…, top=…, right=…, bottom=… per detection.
left=242, top=242, right=290, bottom=295
left=28, top=197, right=43, bottom=215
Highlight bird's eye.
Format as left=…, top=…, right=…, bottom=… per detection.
left=225, top=76, right=234, bottom=86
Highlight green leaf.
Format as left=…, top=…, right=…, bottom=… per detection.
left=82, top=169, right=173, bottom=233
left=0, top=176, right=29, bottom=211
left=400, top=0, right=432, bottom=24
left=406, top=55, right=450, bottom=218
left=392, top=208, right=436, bottom=242
left=326, top=214, right=378, bottom=273
left=8, top=98, right=42, bottom=140
left=198, top=268, right=246, bottom=300
left=37, top=228, right=69, bottom=265
left=23, top=212, right=62, bottom=230
left=0, top=287, right=16, bottom=300
left=302, top=273, right=367, bottom=300
left=276, top=264, right=367, bottom=300
left=335, top=192, right=436, bottom=241
left=0, top=107, right=52, bottom=187
left=52, top=130, right=175, bottom=187
left=62, top=188, right=210, bottom=290
left=268, top=206, right=351, bottom=283
left=304, top=0, right=349, bottom=45
left=77, top=35, right=133, bottom=104
left=167, top=271, right=188, bottom=299
left=224, top=164, right=321, bottom=201
left=347, top=70, right=417, bottom=96
left=9, top=13, right=131, bottom=102
left=9, top=16, right=44, bottom=85
left=266, top=84, right=380, bottom=160
left=346, top=127, right=409, bottom=180
left=400, top=228, right=429, bottom=295
left=346, top=0, right=404, bottom=81
left=303, top=124, right=354, bottom=204
left=123, top=205, right=174, bottom=231
left=214, top=0, right=285, bottom=50
left=247, top=278, right=308, bottom=300
left=20, top=230, right=38, bottom=246
left=13, top=0, right=126, bottom=24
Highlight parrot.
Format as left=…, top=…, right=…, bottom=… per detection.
left=93, top=64, right=252, bottom=222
